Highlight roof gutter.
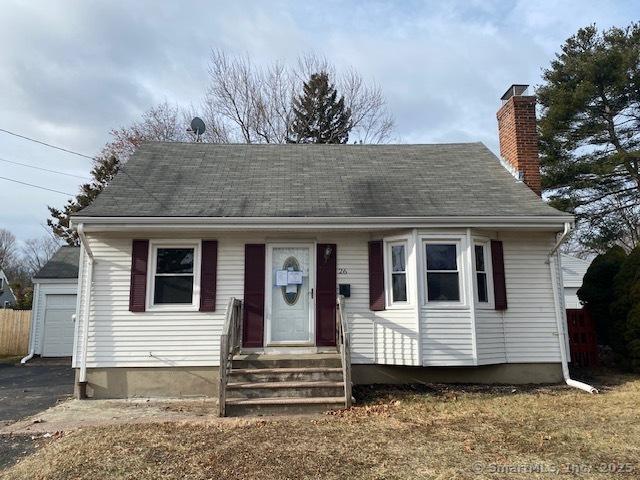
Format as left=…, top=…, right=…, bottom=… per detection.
left=548, top=222, right=598, bottom=394
left=77, top=224, right=94, bottom=397
left=71, top=215, right=574, bottom=231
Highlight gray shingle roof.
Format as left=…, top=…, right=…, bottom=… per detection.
left=34, top=246, right=80, bottom=279
left=76, top=142, right=566, bottom=218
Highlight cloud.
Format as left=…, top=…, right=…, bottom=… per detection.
left=0, top=0, right=638, bottom=241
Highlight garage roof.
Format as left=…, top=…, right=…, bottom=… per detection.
left=34, top=246, right=80, bottom=280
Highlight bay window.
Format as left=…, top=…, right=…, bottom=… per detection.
left=473, top=241, right=493, bottom=306
left=385, top=240, right=409, bottom=306
left=424, top=241, right=462, bottom=304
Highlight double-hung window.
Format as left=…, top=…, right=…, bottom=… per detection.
left=473, top=241, right=493, bottom=306
left=424, top=242, right=462, bottom=303
left=384, top=237, right=411, bottom=308
left=150, top=244, right=199, bottom=308
left=391, top=243, right=407, bottom=302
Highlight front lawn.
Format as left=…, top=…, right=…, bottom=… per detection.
left=4, top=374, right=640, bottom=479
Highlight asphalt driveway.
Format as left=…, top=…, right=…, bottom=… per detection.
left=0, top=359, right=74, bottom=425
left=0, top=359, right=74, bottom=470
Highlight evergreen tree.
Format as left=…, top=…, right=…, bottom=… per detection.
left=578, top=246, right=627, bottom=346
left=538, top=23, right=640, bottom=253
left=47, top=154, right=120, bottom=245
left=289, top=72, right=352, bottom=144
left=611, top=245, right=640, bottom=369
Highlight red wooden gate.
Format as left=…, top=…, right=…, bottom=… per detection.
left=566, top=308, right=598, bottom=368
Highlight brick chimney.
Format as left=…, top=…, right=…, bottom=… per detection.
left=496, top=84, right=541, bottom=195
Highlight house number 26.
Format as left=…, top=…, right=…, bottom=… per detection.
left=338, top=268, right=348, bottom=275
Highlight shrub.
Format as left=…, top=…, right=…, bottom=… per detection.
left=577, top=246, right=626, bottom=346
left=613, top=246, right=640, bottom=370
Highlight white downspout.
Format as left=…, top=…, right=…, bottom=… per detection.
left=77, top=224, right=94, bottom=386
left=549, top=222, right=598, bottom=394
left=20, top=283, right=38, bottom=364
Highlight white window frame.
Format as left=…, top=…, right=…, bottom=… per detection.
left=472, top=238, right=494, bottom=309
left=422, top=236, right=467, bottom=308
left=384, top=238, right=411, bottom=309
left=146, top=240, right=201, bottom=312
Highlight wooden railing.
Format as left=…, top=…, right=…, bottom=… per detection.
left=218, top=297, right=242, bottom=417
left=337, top=295, right=352, bottom=408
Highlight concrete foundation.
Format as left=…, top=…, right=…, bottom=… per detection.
left=352, top=363, right=564, bottom=385
left=79, top=362, right=563, bottom=399
left=83, top=367, right=219, bottom=399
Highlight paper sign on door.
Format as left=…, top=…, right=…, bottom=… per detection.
left=275, top=270, right=288, bottom=286
left=287, top=271, right=303, bottom=285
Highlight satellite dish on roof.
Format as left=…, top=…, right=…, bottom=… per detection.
left=187, top=117, right=206, bottom=142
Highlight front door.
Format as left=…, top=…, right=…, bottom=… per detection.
left=266, top=244, right=314, bottom=345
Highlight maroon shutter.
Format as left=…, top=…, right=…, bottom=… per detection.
left=368, top=240, right=385, bottom=311
left=242, top=244, right=265, bottom=348
left=129, top=240, right=149, bottom=312
left=316, top=244, right=337, bottom=347
left=199, top=240, right=218, bottom=312
left=491, top=240, right=507, bottom=310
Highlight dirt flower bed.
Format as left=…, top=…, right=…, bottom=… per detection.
left=3, top=373, right=640, bottom=479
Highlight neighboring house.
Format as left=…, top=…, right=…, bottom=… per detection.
left=69, top=84, right=584, bottom=413
left=0, top=268, right=17, bottom=308
left=561, top=254, right=592, bottom=309
left=22, top=246, right=80, bottom=360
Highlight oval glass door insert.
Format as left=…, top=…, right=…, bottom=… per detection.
left=282, top=256, right=301, bottom=305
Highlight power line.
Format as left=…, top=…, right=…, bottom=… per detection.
left=0, top=128, right=94, bottom=160
left=0, top=175, right=74, bottom=196
left=0, top=128, right=167, bottom=208
left=0, top=156, right=91, bottom=180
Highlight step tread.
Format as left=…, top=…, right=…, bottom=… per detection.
left=226, top=396, right=346, bottom=406
left=233, top=353, right=340, bottom=361
left=227, top=380, right=344, bottom=389
left=230, top=367, right=343, bottom=374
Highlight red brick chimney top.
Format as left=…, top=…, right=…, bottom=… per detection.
left=496, top=84, right=541, bottom=196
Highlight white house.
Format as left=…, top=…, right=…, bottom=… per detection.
left=561, top=254, right=591, bottom=309
left=69, top=85, right=595, bottom=415
left=23, top=246, right=80, bottom=360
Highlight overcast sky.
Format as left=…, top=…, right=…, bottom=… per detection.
left=0, top=0, right=637, bottom=244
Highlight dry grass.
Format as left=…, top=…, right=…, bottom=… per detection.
left=4, top=373, right=640, bottom=479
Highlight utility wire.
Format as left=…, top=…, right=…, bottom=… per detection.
left=0, top=128, right=95, bottom=160
left=0, top=127, right=167, bottom=208
left=0, top=175, right=74, bottom=196
left=0, top=156, right=91, bottom=180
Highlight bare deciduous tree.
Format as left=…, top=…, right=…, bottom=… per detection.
left=22, top=234, right=60, bottom=274
left=108, top=101, right=190, bottom=161
left=202, top=50, right=394, bottom=144
left=0, top=229, right=18, bottom=270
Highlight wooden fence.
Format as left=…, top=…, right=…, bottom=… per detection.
left=0, top=310, right=31, bottom=356
left=566, top=308, right=598, bottom=368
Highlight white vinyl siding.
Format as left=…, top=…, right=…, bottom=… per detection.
left=74, top=232, right=420, bottom=368
left=74, top=229, right=561, bottom=370
left=475, top=309, right=506, bottom=365
left=501, top=232, right=562, bottom=363
left=564, top=287, right=581, bottom=309
left=421, top=309, right=475, bottom=366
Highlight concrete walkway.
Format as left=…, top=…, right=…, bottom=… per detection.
left=1, top=398, right=219, bottom=434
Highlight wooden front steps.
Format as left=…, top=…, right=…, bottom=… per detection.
left=223, top=353, right=349, bottom=416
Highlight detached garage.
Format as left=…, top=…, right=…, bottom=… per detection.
left=23, top=246, right=80, bottom=360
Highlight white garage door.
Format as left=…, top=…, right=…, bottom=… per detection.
left=42, top=294, right=76, bottom=357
